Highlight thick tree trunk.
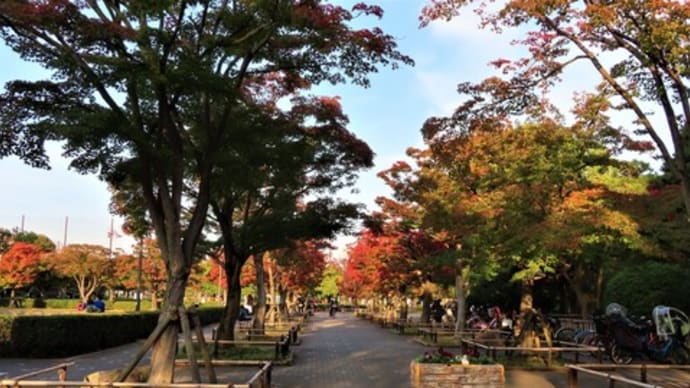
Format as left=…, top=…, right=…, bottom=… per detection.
left=514, top=278, right=532, bottom=342
left=253, top=253, right=266, bottom=334
left=562, top=265, right=598, bottom=318
left=77, top=277, right=90, bottom=303
left=279, top=286, right=289, bottom=320
left=217, top=263, right=242, bottom=341
left=420, top=291, right=432, bottom=323
left=516, top=279, right=543, bottom=348
left=227, top=273, right=243, bottom=338
left=519, top=278, right=534, bottom=313
left=454, top=258, right=466, bottom=335
left=680, top=173, right=690, bottom=223
left=149, top=274, right=188, bottom=383
left=107, top=286, right=115, bottom=304
left=399, top=295, right=408, bottom=320
left=267, top=263, right=278, bottom=324
left=560, top=281, right=571, bottom=314
left=596, top=266, right=605, bottom=309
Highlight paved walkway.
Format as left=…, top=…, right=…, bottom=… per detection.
left=1, top=312, right=689, bottom=387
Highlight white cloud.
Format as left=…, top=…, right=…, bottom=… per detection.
left=415, top=71, right=463, bottom=116
left=428, top=12, right=495, bottom=41
left=425, top=3, right=522, bottom=47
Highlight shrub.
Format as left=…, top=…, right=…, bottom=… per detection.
left=41, top=298, right=222, bottom=311
left=42, top=299, right=154, bottom=310
left=604, top=261, right=690, bottom=316
left=0, top=307, right=224, bottom=357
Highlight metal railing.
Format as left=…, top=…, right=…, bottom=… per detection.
left=0, top=362, right=272, bottom=388
left=564, top=364, right=690, bottom=387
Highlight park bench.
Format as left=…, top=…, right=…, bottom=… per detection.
left=244, top=325, right=299, bottom=345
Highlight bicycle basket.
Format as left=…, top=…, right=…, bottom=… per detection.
left=606, top=303, right=628, bottom=318
left=653, top=305, right=690, bottom=340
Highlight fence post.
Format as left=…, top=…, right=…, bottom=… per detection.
left=568, top=368, right=577, bottom=388
left=57, top=366, right=66, bottom=388
left=57, top=366, right=66, bottom=382
left=291, top=327, right=298, bottom=344
left=640, top=364, right=647, bottom=383
left=280, top=335, right=289, bottom=358
left=546, top=349, right=552, bottom=367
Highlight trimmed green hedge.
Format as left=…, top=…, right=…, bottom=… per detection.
left=42, top=299, right=157, bottom=311
left=0, top=298, right=157, bottom=310
left=0, top=298, right=223, bottom=310
left=604, top=261, right=690, bottom=316
left=0, top=307, right=224, bottom=357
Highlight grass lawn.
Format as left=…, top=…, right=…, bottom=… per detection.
left=0, top=308, right=147, bottom=316
left=178, top=345, right=281, bottom=361
left=495, top=355, right=566, bottom=369
left=415, top=335, right=460, bottom=347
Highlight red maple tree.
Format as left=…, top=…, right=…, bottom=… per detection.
left=0, top=242, right=47, bottom=298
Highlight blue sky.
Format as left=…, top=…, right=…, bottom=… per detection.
left=0, top=1, right=648, bottom=256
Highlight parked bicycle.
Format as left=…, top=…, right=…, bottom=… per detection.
left=602, top=304, right=690, bottom=365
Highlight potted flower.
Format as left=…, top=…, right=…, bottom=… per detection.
left=410, top=347, right=505, bottom=387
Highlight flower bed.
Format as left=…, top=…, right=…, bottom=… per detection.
left=410, top=350, right=504, bottom=387
left=410, top=361, right=505, bottom=387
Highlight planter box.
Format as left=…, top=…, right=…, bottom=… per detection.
left=410, top=361, right=505, bottom=388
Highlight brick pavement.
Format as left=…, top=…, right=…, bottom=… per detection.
left=268, top=312, right=596, bottom=387
left=271, top=311, right=426, bottom=387
left=1, top=312, right=688, bottom=387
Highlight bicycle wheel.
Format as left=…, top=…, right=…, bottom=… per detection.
left=576, top=330, right=595, bottom=344
left=667, top=346, right=690, bottom=365
left=610, top=343, right=633, bottom=364
left=585, top=335, right=604, bottom=358
left=555, top=327, right=576, bottom=343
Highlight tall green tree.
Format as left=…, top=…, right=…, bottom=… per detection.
left=0, top=228, right=14, bottom=256
left=0, top=1, right=409, bottom=380
left=49, top=244, right=113, bottom=303
left=209, top=96, right=373, bottom=338
left=13, top=230, right=56, bottom=251
left=0, top=228, right=55, bottom=255
left=421, top=0, right=690, bottom=222
left=317, top=262, right=342, bottom=299
left=383, top=92, right=656, bottom=331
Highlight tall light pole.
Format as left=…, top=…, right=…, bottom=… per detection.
left=107, top=218, right=114, bottom=259
left=63, top=216, right=68, bottom=249
left=136, top=237, right=143, bottom=312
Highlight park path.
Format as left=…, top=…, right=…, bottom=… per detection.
left=269, top=311, right=602, bottom=388
left=1, top=312, right=688, bottom=387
